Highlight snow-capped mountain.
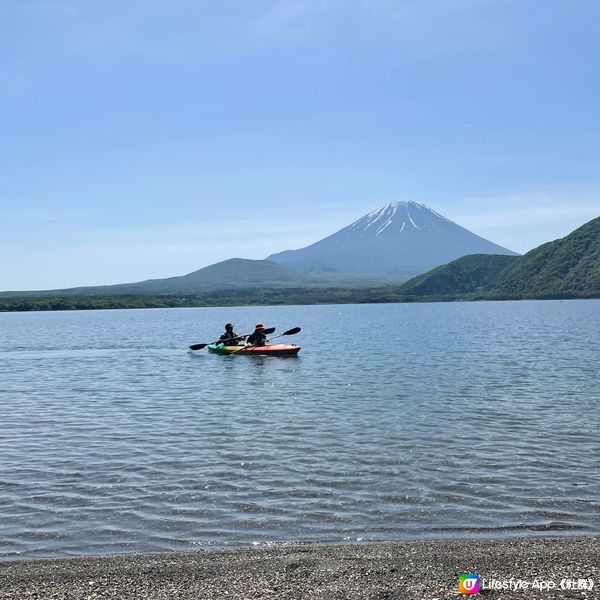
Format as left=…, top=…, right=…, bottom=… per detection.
left=267, top=201, right=518, bottom=278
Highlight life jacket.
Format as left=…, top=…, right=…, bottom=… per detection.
left=247, top=331, right=267, bottom=346
left=220, top=331, right=239, bottom=344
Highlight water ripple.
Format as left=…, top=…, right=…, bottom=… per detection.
left=1, top=301, right=599, bottom=559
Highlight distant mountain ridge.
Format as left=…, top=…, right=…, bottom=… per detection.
left=1, top=201, right=519, bottom=297
left=0, top=259, right=306, bottom=298
left=267, top=201, right=517, bottom=277
left=1, top=215, right=598, bottom=309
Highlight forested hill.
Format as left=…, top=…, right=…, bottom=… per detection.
left=490, top=216, right=600, bottom=298
left=396, top=215, right=600, bottom=300
left=397, top=254, right=518, bottom=297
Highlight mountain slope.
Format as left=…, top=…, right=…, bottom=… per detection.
left=267, top=201, right=517, bottom=277
left=0, top=259, right=307, bottom=298
left=398, top=254, right=519, bottom=297
left=491, top=216, right=600, bottom=298
left=133, top=258, right=307, bottom=291
left=391, top=216, right=600, bottom=300
left=2, top=217, right=597, bottom=305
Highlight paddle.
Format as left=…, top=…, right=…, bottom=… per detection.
left=231, top=326, right=301, bottom=354
left=189, top=327, right=275, bottom=351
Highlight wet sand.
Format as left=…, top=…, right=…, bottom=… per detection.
left=0, top=537, right=598, bottom=599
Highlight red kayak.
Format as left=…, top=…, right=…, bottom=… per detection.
left=208, top=343, right=301, bottom=356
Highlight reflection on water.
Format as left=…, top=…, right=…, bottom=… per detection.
left=0, top=300, right=599, bottom=559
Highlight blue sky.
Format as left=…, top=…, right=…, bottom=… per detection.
left=1, top=0, right=599, bottom=290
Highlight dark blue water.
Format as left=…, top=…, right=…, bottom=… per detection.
left=0, top=300, right=599, bottom=559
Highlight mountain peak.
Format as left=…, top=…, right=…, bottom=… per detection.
left=267, top=202, right=518, bottom=277
left=364, top=200, right=426, bottom=219
left=349, top=201, right=454, bottom=238
left=378, top=200, right=424, bottom=209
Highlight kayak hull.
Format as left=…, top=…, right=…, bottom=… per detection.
left=208, top=343, right=301, bottom=356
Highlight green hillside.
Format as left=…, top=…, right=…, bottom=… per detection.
left=491, top=216, right=600, bottom=298
left=396, top=216, right=600, bottom=300
left=398, top=254, right=519, bottom=297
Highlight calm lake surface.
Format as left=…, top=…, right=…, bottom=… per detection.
left=1, top=300, right=599, bottom=559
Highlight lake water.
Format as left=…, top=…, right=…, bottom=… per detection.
left=0, top=300, right=599, bottom=559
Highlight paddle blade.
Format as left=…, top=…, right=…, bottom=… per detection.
left=264, top=327, right=276, bottom=335
left=282, top=326, right=301, bottom=336
left=189, top=343, right=208, bottom=351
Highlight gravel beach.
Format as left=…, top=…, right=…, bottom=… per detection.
left=1, top=537, right=598, bottom=599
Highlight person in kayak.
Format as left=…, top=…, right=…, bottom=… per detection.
left=246, top=323, right=267, bottom=347
left=219, top=323, right=244, bottom=346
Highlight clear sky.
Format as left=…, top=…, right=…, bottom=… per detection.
left=1, top=0, right=599, bottom=290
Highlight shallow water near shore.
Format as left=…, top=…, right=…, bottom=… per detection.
left=0, top=300, right=599, bottom=559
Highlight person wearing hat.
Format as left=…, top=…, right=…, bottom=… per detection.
left=219, top=323, right=244, bottom=346
left=246, top=323, right=268, bottom=347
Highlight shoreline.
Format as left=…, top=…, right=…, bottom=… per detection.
left=1, top=537, right=598, bottom=599
left=1, top=294, right=600, bottom=314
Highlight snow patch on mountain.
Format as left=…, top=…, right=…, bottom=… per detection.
left=267, top=201, right=518, bottom=277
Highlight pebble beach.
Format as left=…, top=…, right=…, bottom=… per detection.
left=1, top=537, right=598, bottom=599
